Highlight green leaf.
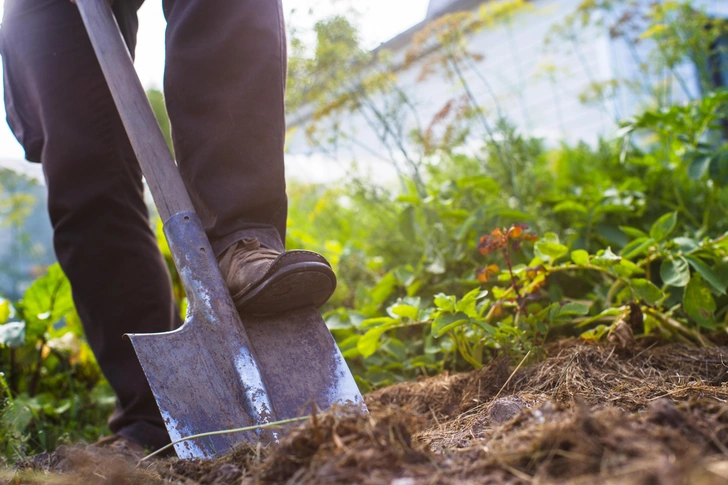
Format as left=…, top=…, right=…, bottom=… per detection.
left=488, top=207, right=532, bottom=220
left=575, top=307, right=622, bottom=328
left=683, top=275, right=717, bottom=329
left=455, top=288, right=486, bottom=318
left=0, top=321, right=25, bottom=348
left=22, top=264, right=74, bottom=343
left=619, top=226, right=648, bottom=239
left=709, top=151, right=728, bottom=186
left=612, top=259, right=644, bottom=277
left=649, top=212, right=677, bottom=242
left=660, top=256, right=690, bottom=287
left=389, top=303, right=419, bottom=320
left=0, top=298, right=12, bottom=324
left=621, top=237, right=654, bottom=260
left=553, top=201, right=588, bottom=214
left=687, top=154, right=712, bottom=180
left=359, top=316, right=398, bottom=330
left=570, top=250, right=589, bottom=266
left=357, top=321, right=399, bottom=358
left=631, top=278, right=663, bottom=304
left=686, top=256, right=727, bottom=294
left=396, top=194, right=421, bottom=205
left=370, top=272, right=398, bottom=306
left=558, top=302, right=591, bottom=317
left=432, top=312, right=470, bottom=337
left=534, top=233, right=568, bottom=261
left=673, top=237, right=699, bottom=253
left=338, top=335, right=360, bottom=359
left=433, top=293, right=456, bottom=312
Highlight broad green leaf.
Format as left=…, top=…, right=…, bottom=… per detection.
left=455, top=288, right=485, bottom=318
left=687, top=154, right=712, bottom=180
left=673, top=237, right=699, bottom=253
left=581, top=324, right=610, bottom=341
left=535, top=233, right=568, bottom=261
left=432, top=312, right=470, bottom=337
left=684, top=275, right=717, bottom=329
left=709, top=151, right=728, bottom=185
left=575, top=307, right=622, bottom=328
left=357, top=321, right=399, bottom=358
left=389, top=303, right=419, bottom=320
left=338, top=335, right=360, bottom=359
left=631, top=278, right=663, bottom=304
left=359, top=316, right=397, bottom=330
left=433, top=293, right=456, bottom=312
left=488, top=206, right=533, bottom=220
left=686, top=256, right=727, bottom=294
left=570, top=250, right=589, bottom=266
left=0, top=321, right=25, bottom=348
left=621, top=237, right=653, bottom=259
left=649, top=212, right=677, bottom=242
left=612, top=259, right=644, bottom=277
left=558, top=302, right=591, bottom=317
left=660, top=256, right=690, bottom=287
left=370, top=272, right=398, bottom=306
left=22, top=264, right=75, bottom=343
left=553, top=201, right=588, bottom=214
left=619, top=226, right=648, bottom=239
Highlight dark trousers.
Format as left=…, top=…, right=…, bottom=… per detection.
left=1, top=0, right=287, bottom=448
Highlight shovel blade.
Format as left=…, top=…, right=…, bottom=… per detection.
left=129, top=212, right=364, bottom=459
left=128, top=321, right=272, bottom=458
left=130, top=307, right=364, bottom=459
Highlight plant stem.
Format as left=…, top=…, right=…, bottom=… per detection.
left=140, top=416, right=311, bottom=463
left=29, top=340, right=46, bottom=397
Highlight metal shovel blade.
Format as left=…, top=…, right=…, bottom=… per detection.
left=128, top=213, right=364, bottom=459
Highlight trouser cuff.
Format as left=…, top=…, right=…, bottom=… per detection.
left=211, top=228, right=285, bottom=256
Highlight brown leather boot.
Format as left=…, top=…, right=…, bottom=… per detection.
left=218, top=238, right=336, bottom=315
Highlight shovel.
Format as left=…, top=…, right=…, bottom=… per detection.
left=74, top=0, right=364, bottom=459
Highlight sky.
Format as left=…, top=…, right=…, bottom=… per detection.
left=0, top=0, right=429, bottom=171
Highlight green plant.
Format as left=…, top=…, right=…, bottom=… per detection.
left=0, top=264, right=113, bottom=463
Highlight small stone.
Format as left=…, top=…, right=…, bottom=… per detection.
left=489, top=397, right=526, bottom=424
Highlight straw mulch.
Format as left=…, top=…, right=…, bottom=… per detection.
left=7, top=339, right=728, bottom=484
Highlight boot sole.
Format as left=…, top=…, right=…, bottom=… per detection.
left=234, top=261, right=337, bottom=316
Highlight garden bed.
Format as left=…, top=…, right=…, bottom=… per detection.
left=6, top=339, right=728, bottom=484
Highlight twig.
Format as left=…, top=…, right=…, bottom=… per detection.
left=139, top=416, right=309, bottom=463
left=493, top=351, right=531, bottom=402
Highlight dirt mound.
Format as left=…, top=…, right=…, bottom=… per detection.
left=6, top=340, right=728, bottom=484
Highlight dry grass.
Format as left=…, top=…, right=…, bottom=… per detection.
left=7, top=340, right=728, bottom=485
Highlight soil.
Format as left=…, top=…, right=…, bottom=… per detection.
left=5, top=339, right=728, bottom=484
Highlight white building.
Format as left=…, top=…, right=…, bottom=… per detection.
left=285, top=0, right=728, bottom=183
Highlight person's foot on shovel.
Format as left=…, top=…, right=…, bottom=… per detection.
left=218, top=237, right=336, bottom=316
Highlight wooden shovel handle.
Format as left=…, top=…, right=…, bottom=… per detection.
left=75, top=0, right=194, bottom=221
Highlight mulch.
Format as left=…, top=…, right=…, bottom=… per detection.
left=5, top=339, right=728, bottom=484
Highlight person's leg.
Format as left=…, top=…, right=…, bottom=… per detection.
left=162, top=0, right=288, bottom=255
left=162, top=0, right=337, bottom=315
left=1, top=0, right=179, bottom=449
